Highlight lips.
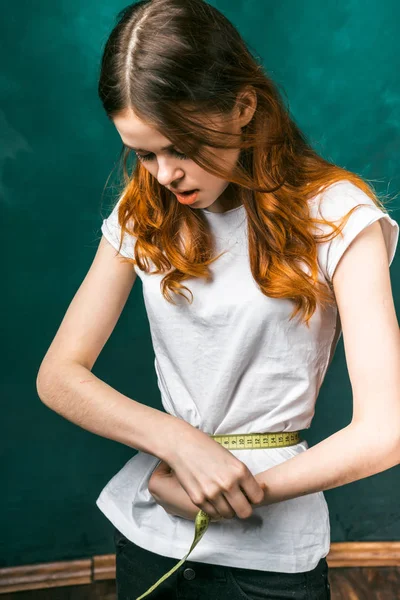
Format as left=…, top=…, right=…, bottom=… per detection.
left=174, top=189, right=200, bottom=205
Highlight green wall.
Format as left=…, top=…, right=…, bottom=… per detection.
left=1, top=0, right=399, bottom=568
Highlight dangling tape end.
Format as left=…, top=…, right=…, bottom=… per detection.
left=135, top=510, right=211, bottom=600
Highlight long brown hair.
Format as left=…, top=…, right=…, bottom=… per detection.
left=98, top=0, right=395, bottom=326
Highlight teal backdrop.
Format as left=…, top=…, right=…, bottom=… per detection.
left=1, top=0, right=399, bottom=568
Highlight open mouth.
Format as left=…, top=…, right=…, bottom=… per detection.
left=179, top=189, right=198, bottom=195
left=174, top=189, right=200, bottom=204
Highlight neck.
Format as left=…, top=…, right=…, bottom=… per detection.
left=215, top=184, right=243, bottom=213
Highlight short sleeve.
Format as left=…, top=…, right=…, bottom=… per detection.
left=101, top=196, right=137, bottom=259
left=310, top=180, right=399, bottom=285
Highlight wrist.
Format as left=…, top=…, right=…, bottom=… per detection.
left=156, top=414, right=193, bottom=463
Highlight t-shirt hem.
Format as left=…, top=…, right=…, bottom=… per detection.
left=96, top=491, right=330, bottom=573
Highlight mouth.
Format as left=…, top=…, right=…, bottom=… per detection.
left=173, top=189, right=200, bottom=204
left=172, top=188, right=199, bottom=195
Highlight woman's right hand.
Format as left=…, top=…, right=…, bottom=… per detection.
left=163, top=422, right=265, bottom=522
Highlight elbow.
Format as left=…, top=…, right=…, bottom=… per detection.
left=36, top=368, right=51, bottom=405
left=383, top=438, right=400, bottom=469
left=351, top=420, right=400, bottom=467
left=389, top=436, right=400, bottom=465
left=36, top=362, right=59, bottom=406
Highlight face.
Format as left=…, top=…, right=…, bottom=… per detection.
left=112, top=105, right=249, bottom=213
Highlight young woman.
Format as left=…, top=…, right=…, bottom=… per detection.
left=37, top=0, right=400, bottom=598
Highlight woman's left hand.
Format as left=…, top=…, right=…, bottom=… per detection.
left=148, top=460, right=224, bottom=522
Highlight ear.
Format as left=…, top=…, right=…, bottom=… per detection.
left=236, top=85, right=257, bottom=127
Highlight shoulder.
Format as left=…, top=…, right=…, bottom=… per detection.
left=307, top=179, right=377, bottom=220
left=307, top=179, right=399, bottom=285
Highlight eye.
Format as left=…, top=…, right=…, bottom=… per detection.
left=134, top=148, right=188, bottom=162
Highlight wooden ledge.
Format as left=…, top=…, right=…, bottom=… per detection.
left=1, top=542, right=400, bottom=594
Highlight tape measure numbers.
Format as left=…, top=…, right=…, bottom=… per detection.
left=135, top=430, right=302, bottom=600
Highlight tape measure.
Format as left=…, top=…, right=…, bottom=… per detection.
left=135, top=430, right=302, bottom=600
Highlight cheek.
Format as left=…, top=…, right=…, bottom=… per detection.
left=204, top=150, right=239, bottom=183
left=141, top=163, right=156, bottom=173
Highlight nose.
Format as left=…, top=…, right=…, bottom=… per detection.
left=156, top=158, right=185, bottom=188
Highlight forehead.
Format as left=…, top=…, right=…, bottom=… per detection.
left=112, top=105, right=227, bottom=153
left=112, top=107, right=172, bottom=151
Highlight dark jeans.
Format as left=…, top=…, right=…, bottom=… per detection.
left=114, top=527, right=331, bottom=599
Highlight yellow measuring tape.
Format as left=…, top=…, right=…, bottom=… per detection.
left=135, top=430, right=301, bottom=600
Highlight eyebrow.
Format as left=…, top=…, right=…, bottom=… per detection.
left=123, top=143, right=176, bottom=153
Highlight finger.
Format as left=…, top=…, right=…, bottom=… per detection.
left=207, top=494, right=237, bottom=520
left=222, top=485, right=254, bottom=519
left=201, top=476, right=261, bottom=521
left=240, top=472, right=265, bottom=505
left=196, top=497, right=233, bottom=521
left=210, top=513, right=226, bottom=523
left=222, top=469, right=265, bottom=519
left=201, top=482, right=243, bottom=520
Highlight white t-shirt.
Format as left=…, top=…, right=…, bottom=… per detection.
left=96, top=179, right=399, bottom=573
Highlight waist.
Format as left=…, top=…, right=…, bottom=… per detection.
left=209, top=430, right=303, bottom=450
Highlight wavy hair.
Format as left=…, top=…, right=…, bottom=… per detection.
left=98, top=0, right=395, bottom=327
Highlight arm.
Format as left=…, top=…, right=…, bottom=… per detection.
left=257, top=219, right=400, bottom=506
left=37, top=361, right=184, bottom=460
left=149, top=420, right=400, bottom=513
left=254, top=422, right=400, bottom=507
left=36, top=235, right=182, bottom=461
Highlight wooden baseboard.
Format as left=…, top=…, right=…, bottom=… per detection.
left=1, top=542, right=400, bottom=594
